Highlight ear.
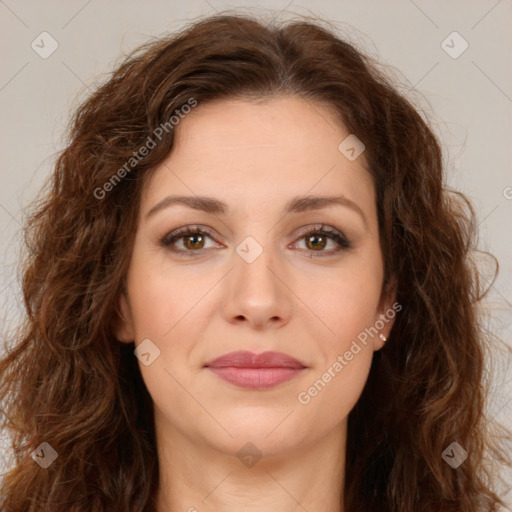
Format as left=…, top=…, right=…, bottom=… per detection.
left=112, top=291, right=135, bottom=344
left=373, top=276, right=399, bottom=351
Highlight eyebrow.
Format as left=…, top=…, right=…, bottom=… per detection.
left=145, top=194, right=368, bottom=226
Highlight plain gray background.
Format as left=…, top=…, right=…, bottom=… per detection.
left=1, top=0, right=511, bottom=506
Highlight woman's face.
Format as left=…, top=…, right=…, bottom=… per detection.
left=115, top=96, right=395, bottom=460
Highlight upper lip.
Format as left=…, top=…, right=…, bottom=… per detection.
left=204, top=350, right=307, bottom=369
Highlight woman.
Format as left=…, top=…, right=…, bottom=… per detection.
left=0, top=12, right=509, bottom=512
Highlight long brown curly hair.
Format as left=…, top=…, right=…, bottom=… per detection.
left=1, top=12, right=510, bottom=512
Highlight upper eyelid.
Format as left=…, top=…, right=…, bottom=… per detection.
left=163, top=223, right=344, bottom=238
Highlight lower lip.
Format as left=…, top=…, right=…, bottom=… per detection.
left=206, top=367, right=305, bottom=389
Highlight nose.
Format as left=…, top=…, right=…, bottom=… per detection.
left=220, top=241, right=293, bottom=330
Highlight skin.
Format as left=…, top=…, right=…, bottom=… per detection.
left=114, top=96, right=396, bottom=512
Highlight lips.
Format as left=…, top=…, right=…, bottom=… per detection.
left=204, top=350, right=306, bottom=369
left=204, top=351, right=307, bottom=390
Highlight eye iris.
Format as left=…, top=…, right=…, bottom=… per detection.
left=184, top=234, right=204, bottom=250
left=306, top=234, right=326, bottom=250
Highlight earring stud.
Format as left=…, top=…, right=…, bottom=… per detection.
left=379, top=333, right=387, bottom=342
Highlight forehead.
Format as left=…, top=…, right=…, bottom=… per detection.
left=141, top=96, right=375, bottom=220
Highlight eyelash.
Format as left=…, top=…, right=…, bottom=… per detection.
left=160, top=224, right=351, bottom=258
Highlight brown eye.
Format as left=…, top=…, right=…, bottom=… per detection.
left=305, top=233, right=327, bottom=251
left=183, top=233, right=205, bottom=250
left=293, top=226, right=351, bottom=257
left=161, top=226, right=218, bottom=256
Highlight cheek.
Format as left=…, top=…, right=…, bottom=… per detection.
left=293, top=264, right=381, bottom=416
left=125, top=256, right=214, bottom=340
left=294, top=327, right=374, bottom=439
left=296, top=311, right=375, bottom=425
left=315, top=346, right=374, bottom=422
left=303, top=262, right=383, bottom=343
